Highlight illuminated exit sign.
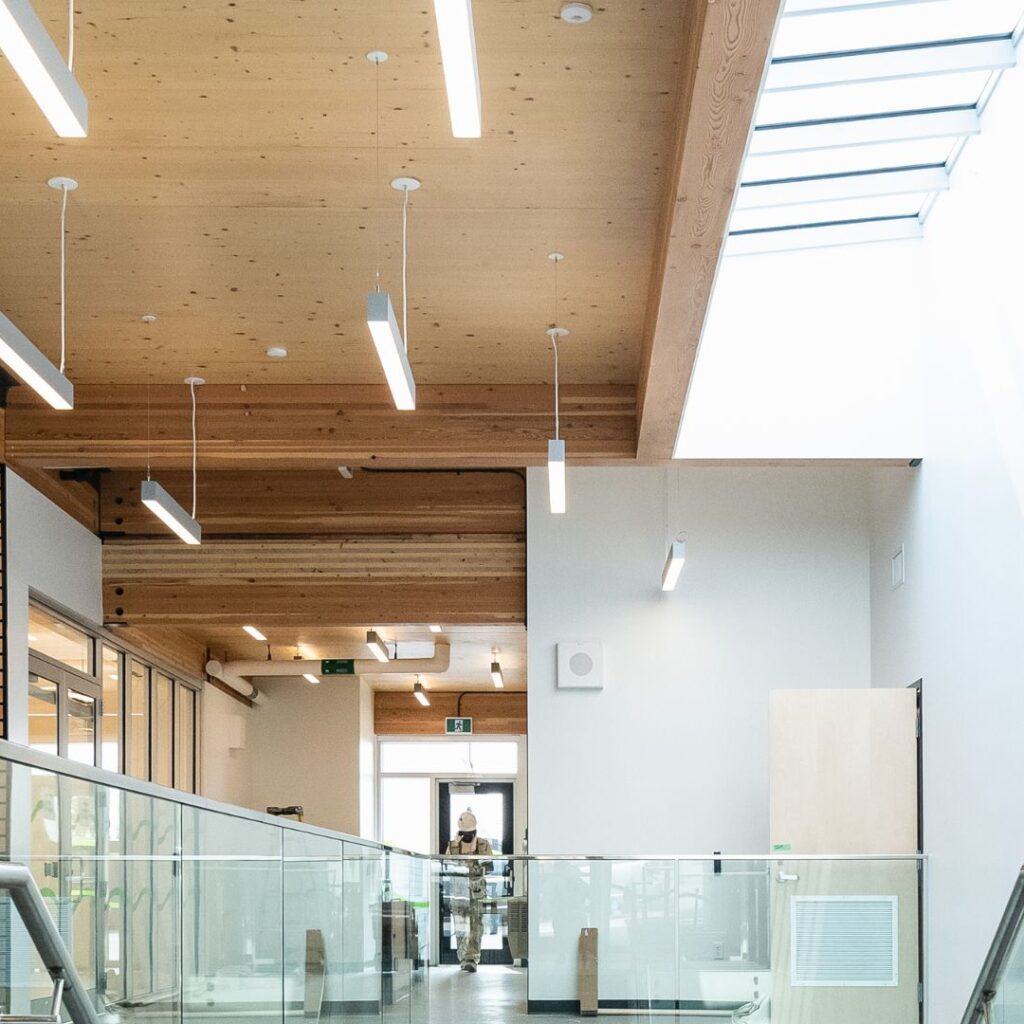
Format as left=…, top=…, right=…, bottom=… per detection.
left=445, top=717, right=473, bottom=735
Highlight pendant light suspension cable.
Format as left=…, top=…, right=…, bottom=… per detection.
left=550, top=332, right=560, bottom=441
left=67, top=0, right=75, bottom=71
left=402, top=183, right=409, bottom=353
left=59, top=183, right=68, bottom=373
left=189, top=377, right=198, bottom=518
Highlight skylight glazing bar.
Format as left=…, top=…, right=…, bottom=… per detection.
left=726, top=216, right=923, bottom=256
left=765, top=36, right=1016, bottom=91
left=737, top=163, right=948, bottom=208
left=749, top=105, right=980, bottom=154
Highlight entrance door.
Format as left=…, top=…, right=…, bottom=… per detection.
left=437, top=781, right=514, bottom=965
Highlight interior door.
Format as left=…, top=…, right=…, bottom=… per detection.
left=437, top=780, right=514, bottom=965
left=768, top=689, right=920, bottom=1024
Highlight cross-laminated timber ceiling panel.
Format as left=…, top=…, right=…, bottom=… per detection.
left=0, top=0, right=690, bottom=390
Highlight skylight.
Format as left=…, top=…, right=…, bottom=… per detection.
left=725, top=0, right=1024, bottom=255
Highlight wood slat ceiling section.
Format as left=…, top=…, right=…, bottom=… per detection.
left=0, top=0, right=691, bottom=388
left=4, top=383, right=635, bottom=469
left=375, top=691, right=526, bottom=734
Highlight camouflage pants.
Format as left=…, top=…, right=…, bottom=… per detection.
left=452, top=897, right=483, bottom=965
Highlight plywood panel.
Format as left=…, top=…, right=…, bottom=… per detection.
left=769, top=689, right=918, bottom=855
left=107, top=625, right=208, bottom=681
left=375, top=691, right=526, bottom=735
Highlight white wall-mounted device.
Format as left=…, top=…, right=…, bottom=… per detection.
left=557, top=642, right=604, bottom=690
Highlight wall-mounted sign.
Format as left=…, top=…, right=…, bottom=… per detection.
left=320, top=659, right=356, bottom=675
left=445, top=717, right=473, bottom=735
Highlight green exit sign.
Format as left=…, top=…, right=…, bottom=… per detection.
left=445, top=717, right=473, bottom=735
left=320, top=659, right=356, bottom=676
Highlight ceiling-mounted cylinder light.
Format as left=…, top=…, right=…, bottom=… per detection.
left=661, top=539, right=687, bottom=591
left=414, top=678, right=431, bottom=706
left=366, top=630, right=390, bottom=663
left=141, top=479, right=201, bottom=546
left=490, top=659, right=504, bottom=689
left=0, top=309, right=73, bottom=409
left=0, top=0, right=88, bottom=137
left=433, top=0, right=481, bottom=138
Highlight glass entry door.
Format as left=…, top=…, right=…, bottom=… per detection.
left=437, top=780, right=514, bottom=965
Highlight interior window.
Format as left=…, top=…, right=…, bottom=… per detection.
left=101, top=646, right=122, bottom=772
left=127, top=661, right=150, bottom=780
left=28, top=605, right=92, bottom=673
left=67, top=690, right=97, bottom=767
left=27, top=676, right=59, bottom=755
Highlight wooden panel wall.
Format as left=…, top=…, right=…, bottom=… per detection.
left=375, top=691, right=527, bottom=736
left=102, top=470, right=526, bottom=628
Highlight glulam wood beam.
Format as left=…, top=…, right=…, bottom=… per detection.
left=5, top=384, right=636, bottom=470
left=636, top=0, right=783, bottom=460
left=375, top=691, right=527, bottom=735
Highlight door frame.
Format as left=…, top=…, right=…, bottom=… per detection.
left=437, top=779, right=515, bottom=966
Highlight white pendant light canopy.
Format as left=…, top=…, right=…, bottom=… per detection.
left=0, top=309, right=73, bottom=409
left=367, top=290, right=416, bottom=410
left=0, top=0, right=87, bottom=137
left=661, top=539, right=687, bottom=591
left=366, top=630, right=390, bottom=663
left=432, top=0, right=481, bottom=138
left=141, top=479, right=201, bottom=546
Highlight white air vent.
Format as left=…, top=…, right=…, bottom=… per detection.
left=791, top=896, right=898, bottom=987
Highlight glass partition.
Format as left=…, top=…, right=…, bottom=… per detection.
left=0, top=742, right=926, bottom=1024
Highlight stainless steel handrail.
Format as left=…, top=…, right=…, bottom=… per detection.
left=0, top=863, right=101, bottom=1024
left=961, top=864, right=1024, bottom=1024
left=0, top=740, right=925, bottom=864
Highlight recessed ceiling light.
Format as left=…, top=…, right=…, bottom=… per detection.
left=560, top=3, right=593, bottom=24
left=266, top=346, right=287, bottom=359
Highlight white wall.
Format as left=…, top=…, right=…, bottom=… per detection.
left=675, top=240, right=925, bottom=460
left=200, top=684, right=255, bottom=808
left=867, top=56, right=1024, bottom=1024
left=527, top=465, right=873, bottom=857
left=4, top=469, right=103, bottom=743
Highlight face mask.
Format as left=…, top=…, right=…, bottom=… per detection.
left=459, top=830, right=477, bottom=843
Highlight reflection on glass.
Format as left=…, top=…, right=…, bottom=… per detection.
left=67, top=691, right=96, bottom=766
left=175, top=686, right=195, bottom=793
left=128, top=661, right=150, bottom=780
left=28, top=605, right=92, bottom=672
left=27, top=675, right=59, bottom=755
left=101, top=646, right=122, bottom=772
left=153, top=674, right=173, bottom=787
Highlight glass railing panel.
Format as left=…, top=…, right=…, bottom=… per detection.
left=181, top=806, right=284, bottom=1023
left=990, top=922, right=1024, bottom=1024
left=343, top=840, right=383, bottom=1021
left=283, top=830, right=344, bottom=1021
left=677, top=859, right=770, bottom=1014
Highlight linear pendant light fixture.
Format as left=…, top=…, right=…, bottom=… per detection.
left=414, top=677, right=430, bottom=706
left=0, top=308, right=73, bottom=409
left=366, top=630, right=390, bottom=663
left=432, top=0, right=481, bottom=138
left=142, top=376, right=203, bottom=545
left=490, top=651, right=504, bottom=689
left=0, top=0, right=87, bottom=136
left=661, top=539, right=687, bottom=591
left=546, top=252, right=569, bottom=514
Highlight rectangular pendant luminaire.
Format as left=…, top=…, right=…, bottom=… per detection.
left=0, top=309, right=74, bottom=409
left=414, top=681, right=430, bottom=706
left=303, top=673, right=320, bottom=685
left=490, top=661, right=504, bottom=688
left=366, top=292, right=416, bottom=411
left=661, top=540, right=687, bottom=592
left=548, top=438, right=566, bottom=514
left=0, top=0, right=87, bottom=137
left=366, top=630, right=390, bottom=663
left=141, top=479, right=202, bottom=546
left=242, top=624, right=267, bottom=642
left=432, top=0, right=481, bottom=138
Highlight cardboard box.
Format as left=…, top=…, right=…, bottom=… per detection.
left=579, top=927, right=599, bottom=1017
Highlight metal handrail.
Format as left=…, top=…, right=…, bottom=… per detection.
left=961, top=865, right=1024, bottom=1024
left=0, top=863, right=101, bottom=1024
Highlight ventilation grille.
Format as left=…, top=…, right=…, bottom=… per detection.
left=791, top=896, right=898, bottom=987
